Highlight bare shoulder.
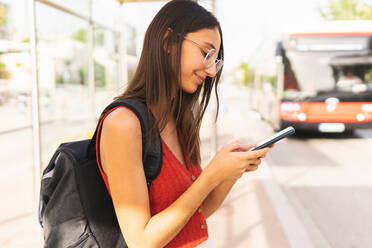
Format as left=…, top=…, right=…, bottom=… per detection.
left=99, top=107, right=143, bottom=175
left=102, top=107, right=141, bottom=137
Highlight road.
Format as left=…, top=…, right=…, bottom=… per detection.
left=206, top=93, right=372, bottom=248
left=265, top=129, right=372, bottom=248
left=1, top=88, right=372, bottom=247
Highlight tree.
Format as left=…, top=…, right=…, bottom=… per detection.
left=319, top=0, right=372, bottom=20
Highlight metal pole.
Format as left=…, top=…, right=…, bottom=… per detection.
left=210, top=0, right=218, bottom=158
left=88, top=0, right=96, bottom=124
left=118, top=3, right=129, bottom=91
left=29, top=0, right=42, bottom=206
left=114, top=4, right=122, bottom=95
left=119, top=32, right=129, bottom=91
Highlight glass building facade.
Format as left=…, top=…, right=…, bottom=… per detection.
left=0, top=0, right=138, bottom=233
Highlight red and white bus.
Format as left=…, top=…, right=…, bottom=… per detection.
left=252, top=21, right=372, bottom=133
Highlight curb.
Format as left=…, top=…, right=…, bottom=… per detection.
left=259, top=162, right=316, bottom=248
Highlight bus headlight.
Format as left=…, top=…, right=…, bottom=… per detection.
left=298, top=112, right=307, bottom=121
left=357, top=113, right=366, bottom=122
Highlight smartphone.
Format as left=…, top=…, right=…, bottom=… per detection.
left=249, top=126, right=295, bottom=151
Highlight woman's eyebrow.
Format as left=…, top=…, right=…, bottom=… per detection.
left=202, top=41, right=216, bottom=50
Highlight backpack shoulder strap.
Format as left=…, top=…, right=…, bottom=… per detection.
left=89, top=98, right=163, bottom=189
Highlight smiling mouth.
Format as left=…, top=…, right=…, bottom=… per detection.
left=195, top=73, right=205, bottom=84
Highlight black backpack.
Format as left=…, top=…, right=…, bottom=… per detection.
left=38, top=98, right=163, bottom=248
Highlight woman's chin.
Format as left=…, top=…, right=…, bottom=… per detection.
left=182, top=89, right=197, bottom=94
left=181, top=85, right=198, bottom=94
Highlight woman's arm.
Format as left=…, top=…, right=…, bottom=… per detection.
left=100, top=108, right=269, bottom=248
left=202, top=145, right=263, bottom=219
left=202, top=179, right=237, bottom=219
left=100, top=108, right=219, bottom=248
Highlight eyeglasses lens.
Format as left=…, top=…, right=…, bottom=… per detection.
left=203, top=49, right=223, bottom=73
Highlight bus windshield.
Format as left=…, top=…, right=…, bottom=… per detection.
left=283, top=35, right=372, bottom=94
left=286, top=51, right=372, bottom=93
left=286, top=51, right=336, bottom=92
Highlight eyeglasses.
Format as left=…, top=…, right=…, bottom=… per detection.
left=184, top=37, right=223, bottom=73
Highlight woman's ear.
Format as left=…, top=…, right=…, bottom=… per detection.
left=163, top=28, right=173, bottom=53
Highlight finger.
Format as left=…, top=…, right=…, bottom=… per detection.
left=241, top=149, right=264, bottom=160
left=245, top=164, right=259, bottom=172
left=236, top=144, right=256, bottom=152
left=226, top=140, right=241, bottom=152
left=250, top=147, right=270, bottom=158
left=260, top=147, right=271, bottom=158
left=247, top=159, right=261, bottom=167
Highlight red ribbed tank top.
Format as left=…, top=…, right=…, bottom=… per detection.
left=96, top=106, right=209, bottom=248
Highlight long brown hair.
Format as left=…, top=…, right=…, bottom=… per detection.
left=116, top=0, right=224, bottom=165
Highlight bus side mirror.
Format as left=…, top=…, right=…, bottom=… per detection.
left=275, top=41, right=285, bottom=57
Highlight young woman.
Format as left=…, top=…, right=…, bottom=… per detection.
left=98, top=0, right=271, bottom=247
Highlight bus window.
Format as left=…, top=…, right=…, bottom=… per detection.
left=282, top=53, right=299, bottom=91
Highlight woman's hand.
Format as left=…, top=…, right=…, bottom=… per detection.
left=235, top=143, right=274, bottom=172
left=205, top=141, right=271, bottom=184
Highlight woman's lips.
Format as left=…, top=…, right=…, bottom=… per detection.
left=195, top=73, right=205, bottom=84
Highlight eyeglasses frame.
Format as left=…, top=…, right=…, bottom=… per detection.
left=183, top=37, right=223, bottom=73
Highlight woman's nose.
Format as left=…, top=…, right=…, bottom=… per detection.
left=204, top=63, right=217, bottom=78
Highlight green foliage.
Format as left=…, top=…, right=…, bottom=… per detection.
left=268, top=75, right=278, bottom=88
left=78, top=67, right=87, bottom=85
left=94, top=29, right=105, bottom=47
left=0, top=61, right=9, bottom=79
left=365, top=69, right=372, bottom=82
left=95, top=62, right=106, bottom=87
left=319, top=0, right=372, bottom=20
left=0, top=4, right=6, bottom=27
left=55, top=74, right=64, bottom=85
left=73, top=28, right=105, bottom=46
left=237, top=62, right=254, bottom=87
left=73, top=29, right=87, bottom=43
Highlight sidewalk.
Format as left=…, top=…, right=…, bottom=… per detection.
left=0, top=212, right=43, bottom=248
left=207, top=171, right=291, bottom=247
left=200, top=95, right=291, bottom=248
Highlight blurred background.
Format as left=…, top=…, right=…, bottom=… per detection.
left=1, top=0, right=372, bottom=247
